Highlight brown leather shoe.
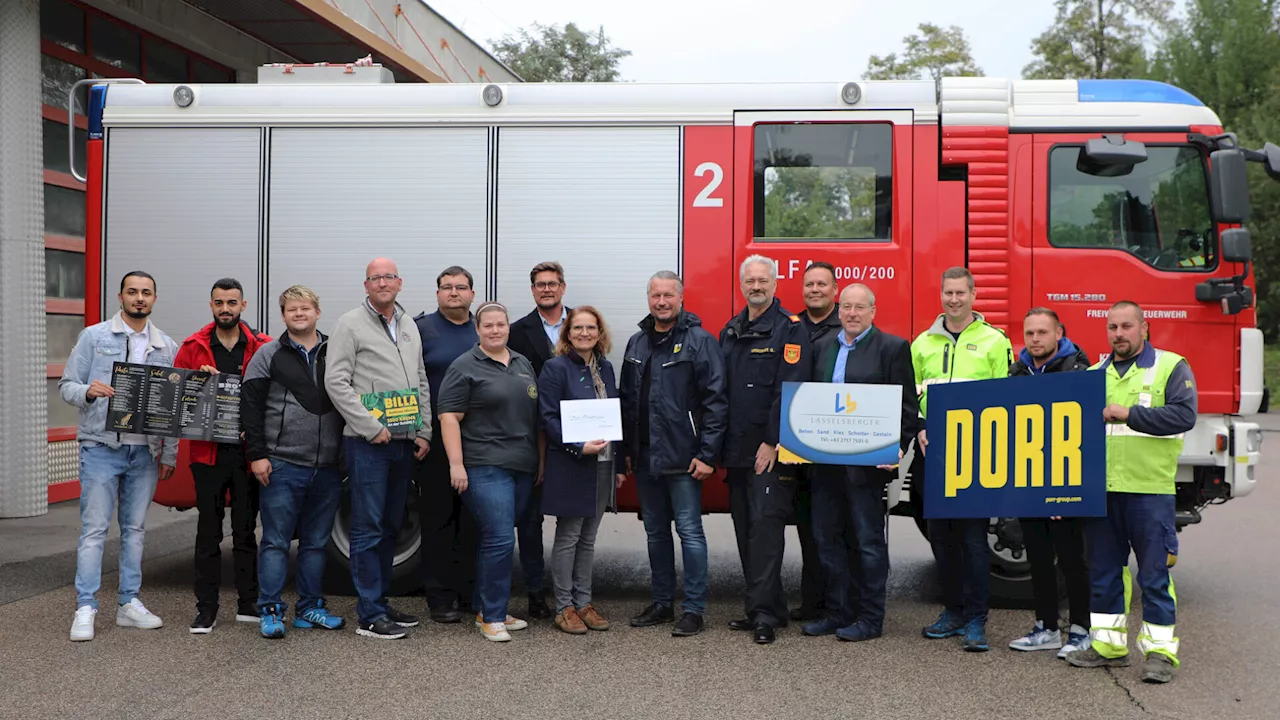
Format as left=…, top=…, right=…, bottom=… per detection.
left=555, top=607, right=588, bottom=635
left=579, top=604, right=611, bottom=631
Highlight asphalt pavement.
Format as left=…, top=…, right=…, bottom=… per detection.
left=2, top=418, right=1278, bottom=720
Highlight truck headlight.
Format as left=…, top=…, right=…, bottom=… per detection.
left=1247, top=428, right=1263, bottom=453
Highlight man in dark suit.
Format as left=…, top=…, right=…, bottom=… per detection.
left=801, top=283, right=918, bottom=642
left=505, top=261, right=570, bottom=620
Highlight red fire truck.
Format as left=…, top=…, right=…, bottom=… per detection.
left=71, top=62, right=1274, bottom=600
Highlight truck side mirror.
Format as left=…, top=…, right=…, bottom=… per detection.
left=1078, top=135, right=1147, bottom=177
left=1262, top=142, right=1280, bottom=182
left=1210, top=148, right=1251, bottom=223
left=1221, top=227, right=1252, bottom=263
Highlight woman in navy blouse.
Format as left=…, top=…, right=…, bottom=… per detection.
left=537, top=306, right=627, bottom=635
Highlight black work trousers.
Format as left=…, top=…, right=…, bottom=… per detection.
left=728, top=466, right=797, bottom=627
left=417, top=442, right=477, bottom=611
left=192, top=446, right=259, bottom=613
left=1021, top=516, right=1090, bottom=631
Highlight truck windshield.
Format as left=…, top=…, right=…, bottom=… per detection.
left=1047, top=144, right=1215, bottom=271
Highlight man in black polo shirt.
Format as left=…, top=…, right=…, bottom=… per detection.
left=174, top=278, right=271, bottom=633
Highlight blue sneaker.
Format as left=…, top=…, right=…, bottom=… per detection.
left=836, top=622, right=882, bottom=643
left=801, top=618, right=842, bottom=636
left=294, top=603, right=344, bottom=630
left=260, top=608, right=285, bottom=639
left=962, top=616, right=989, bottom=652
left=1009, top=620, right=1062, bottom=652
left=1058, top=624, right=1091, bottom=659
left=923, top=610, right=965, bottom=639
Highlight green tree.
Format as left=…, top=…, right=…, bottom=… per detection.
left=1023, top=0, right=1173, bottom=79
left=865, top=23, right=982, bottom=96
left=490, top=22, right=631, bottom=82
left=1151, top=0, right=1280, bottom=338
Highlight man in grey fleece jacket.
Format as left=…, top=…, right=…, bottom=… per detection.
left=324, top=258, right=432, bottom=640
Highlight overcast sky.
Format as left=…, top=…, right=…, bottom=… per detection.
left=425, top=0, right=1062, bottom=82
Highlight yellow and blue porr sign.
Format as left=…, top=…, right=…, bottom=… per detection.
left=922, top=371, right=1106, bottom=519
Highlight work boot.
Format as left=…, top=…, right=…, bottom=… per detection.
left=1065, top=646, right=1131, bottom=668
left=1141, top=653, right=1176, bottom=683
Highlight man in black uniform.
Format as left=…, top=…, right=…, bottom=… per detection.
left=719, top=254, right=811, bottom=644
left=793, top=262, right=844, bottom=622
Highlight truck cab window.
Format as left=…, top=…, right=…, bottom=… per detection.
left=753, top=122, right=892, bottom=243
left=1048, top=144, right=1215, bottom=271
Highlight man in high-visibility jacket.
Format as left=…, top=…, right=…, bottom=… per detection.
left=1065, top=300, right=1196, bottom=684
left=912, top=266, right=1013, bottom=652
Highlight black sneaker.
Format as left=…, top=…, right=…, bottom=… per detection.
left=672, top=612, right=704, bottom=637
left=189, top=609, right=216, bottom=635
left=386, top=605, right=420, bottom=628
left=357, top=617, right=407, bottom=639
left=629, top=602, right=675, bottom=627
left=235, top=601, right=258, bottom=623
left=526, top=593, right=553, bottom=620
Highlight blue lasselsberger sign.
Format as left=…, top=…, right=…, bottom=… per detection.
left=922, top=370, right=1106, bottom=519
left=777, top=381, right=902, bottom=466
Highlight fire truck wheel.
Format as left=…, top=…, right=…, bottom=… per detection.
left=322, top=478, right=425, bottom=598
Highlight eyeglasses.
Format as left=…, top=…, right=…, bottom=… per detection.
left=840, top=303, right=873, bottom=312
left=533, top=281, right=561, bottom=290
left=570, top=324, right=598, bottom=333
left=366, top=273, right=399, bottom=283
left=438, top=284, right=470, bottom=292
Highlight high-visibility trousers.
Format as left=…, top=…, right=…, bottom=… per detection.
left=1085, top=492, right=1181, bottom=667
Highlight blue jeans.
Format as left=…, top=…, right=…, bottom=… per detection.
left=460, top=465, right=534, bottom=623
left=635, top=473, right=708, bottom=615
left=257, top=459, right=343, bottom=614
left=345, top=437, right=415, bottom=624
left=75, top=443, right=158, bottom=610
left=1087, top=492, right=1177, bottom=626
left=812, top=471, right=889, bottom=630
left=927, top=517, right=990, bottom=622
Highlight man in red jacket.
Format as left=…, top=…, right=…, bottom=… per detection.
left=174, top=278, right=271, bottom=634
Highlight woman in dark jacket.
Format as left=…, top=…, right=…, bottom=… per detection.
left=537, top=305, right=626, bottom=635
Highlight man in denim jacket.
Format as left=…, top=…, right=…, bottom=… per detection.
left=59, top=271, right=179, bottom=642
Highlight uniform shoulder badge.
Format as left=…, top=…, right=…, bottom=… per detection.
left=674, top=343, right=682, bottom=354
left=788, top=314, right=801, bottom=323
left=784, top=343, right=801, bottom=364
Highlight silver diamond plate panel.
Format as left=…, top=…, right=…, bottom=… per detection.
left=47, top=440, right=79, bottom=486
left=0, top=0, right=50, bottom=518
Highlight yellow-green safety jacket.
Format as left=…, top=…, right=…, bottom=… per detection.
left=1091, top=343, right=1198, bottom=495
left=911, top=311, right=1014, bottom=420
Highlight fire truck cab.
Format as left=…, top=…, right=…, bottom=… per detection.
left=75, top=63, right=1276, bottom=601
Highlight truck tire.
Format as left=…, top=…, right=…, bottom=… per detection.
left=323, top=478, right=424, bottom=598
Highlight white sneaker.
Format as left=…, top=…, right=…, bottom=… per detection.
left=478, top=621, right=512, bottom=642
left=474, top=613, right=528, bottom=631
left=1008, top=621, right=1062, bottom=651
left=116, top=598, right=163, bottom=629
left=70, top=606, right=97, bottom=641
left=1058, top=624, right=1091, bottom=658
